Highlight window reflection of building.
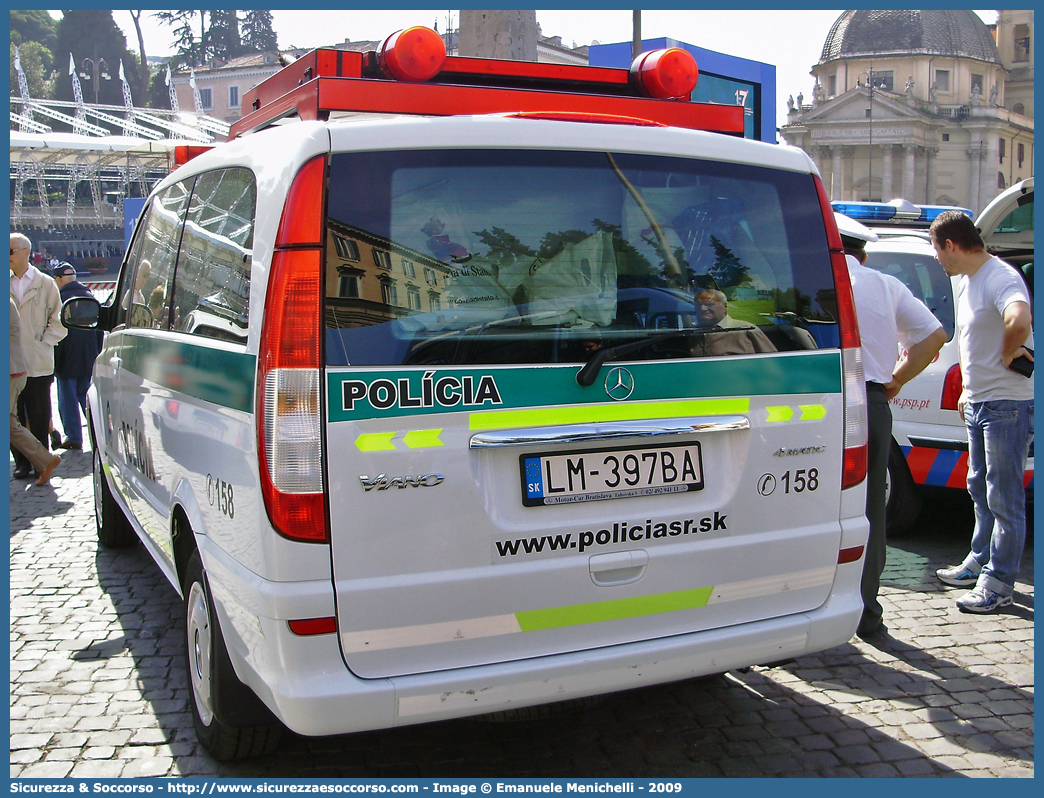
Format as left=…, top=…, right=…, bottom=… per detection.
left=333, top=235, right=360, bottom=261
left=324, top=220, right=451, bottom=329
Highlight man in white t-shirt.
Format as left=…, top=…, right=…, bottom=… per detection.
left=836, top=214, right=946, bottom=638
left=930, top=210, right=1033, bottom=614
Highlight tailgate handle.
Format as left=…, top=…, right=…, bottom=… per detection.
left=589, top=550, right=649, bottom=586
left=470, top=416, right=748, bottom=449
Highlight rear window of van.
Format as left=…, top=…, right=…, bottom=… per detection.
left=323, top=149, right=838, bottom=366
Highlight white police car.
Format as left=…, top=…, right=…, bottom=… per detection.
left=62, top=28, right=871, bottom=759
left=835, top=188, right=1034, bottom=535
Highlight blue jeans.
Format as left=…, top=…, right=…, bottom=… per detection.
left=56, top=375, right=91, bottom=447
left=961, top=399, right=1033, bottom=596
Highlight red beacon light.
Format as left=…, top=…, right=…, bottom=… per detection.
left=629, top=48, right=699, bottom=99
left=379, top=26, right=447, bottom=82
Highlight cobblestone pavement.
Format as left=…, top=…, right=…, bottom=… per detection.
left=10, top=439, right=1034, bottom=778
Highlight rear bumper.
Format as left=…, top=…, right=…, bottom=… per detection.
left=225, top=558, right=865, bottom=738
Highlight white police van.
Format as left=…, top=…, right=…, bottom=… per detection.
left=64, top=28, right=870, bottom=759
left=835, top=189, right=1034, bottom=534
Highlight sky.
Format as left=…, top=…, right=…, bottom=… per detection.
left=61, top=9, right=1000, bottom=143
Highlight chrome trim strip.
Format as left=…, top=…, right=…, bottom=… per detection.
left=469, top=416, right=749, bottom=449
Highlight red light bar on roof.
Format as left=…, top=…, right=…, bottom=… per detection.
left=231, top=27, right=744, bottom=140
left=379, top=26, right=447, bottom=82
left=630, top=48, right=699, bottom=99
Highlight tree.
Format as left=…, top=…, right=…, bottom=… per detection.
left=208, top=10, right=243, bottom=61
left=707, top=235, right=751, bottom=295
left=11, top=41, right=54, bottom=99
left=129, top=11, right=151, bottom=104
left=241, top=10, right=278, bottom=53
left=9, top=9, right=58, bottom=53
left=147, top=68, right=172, bottom=110
left=53, top=10, right=141, bottom=106
left=157, top=10, right=209, bottom=67
left=473, top=226, right=537, bottom=274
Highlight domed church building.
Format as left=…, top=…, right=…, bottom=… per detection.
left=781, top=10, right=1033, bottom=213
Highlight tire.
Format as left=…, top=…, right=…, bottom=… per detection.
left=885, top=441, right=922, bottom=537
left=94, top=446, right=136, bottom=548
left=184, top=550, right=283, bottom=760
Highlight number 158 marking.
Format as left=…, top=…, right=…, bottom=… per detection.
left=781, top=468, right=819, bottom=493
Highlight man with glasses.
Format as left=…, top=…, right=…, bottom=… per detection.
left=687, top=288, right=776, bottom=357
left=9, top=233, right=66, bottom=480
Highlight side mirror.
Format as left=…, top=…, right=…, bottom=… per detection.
left=61, top=296, right=101, bottom=329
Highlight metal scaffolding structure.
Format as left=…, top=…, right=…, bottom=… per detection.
left=11, top=46, right=232, bottom=227
left=10, top=132, right=177, bottom=226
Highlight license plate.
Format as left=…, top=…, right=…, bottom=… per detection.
left=521, top=442, right=704, bottom=506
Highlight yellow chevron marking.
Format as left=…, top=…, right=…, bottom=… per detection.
left=799, top=404, right=826, bottom=421
left=355, top=432, right=397, bottom=452
left=402, top=429, right=444, bottom=449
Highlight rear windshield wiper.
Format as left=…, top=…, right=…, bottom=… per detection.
left=576, top=324, right=768, bottom=386
left=576, top=329, right=694, bottom=386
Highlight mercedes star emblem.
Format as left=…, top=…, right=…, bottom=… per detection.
left=604, top=367, right=635, bottom=401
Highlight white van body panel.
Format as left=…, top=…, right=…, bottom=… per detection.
left=95, top=112, right=867, bottom=739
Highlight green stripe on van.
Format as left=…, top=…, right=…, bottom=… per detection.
left=515, top=586, right=714, bottom=632
left=327, top=352, right=841, bottom=422
left=118, top=334, right=256, bottom=413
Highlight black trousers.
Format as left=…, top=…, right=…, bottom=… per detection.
left=11, top=375, right=53, bottom=472
left=860, top=384, right=892, bottom=630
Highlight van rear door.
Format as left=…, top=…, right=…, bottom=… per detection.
left=321, top=137, right=848, bottom=679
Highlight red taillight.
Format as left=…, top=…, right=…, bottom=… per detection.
left=288, top=617, right=337, bottom=636
left=831, top=250, right=862, bottom=350
left=815, top=177, right=861, bottom=350
left=629, top=48, right=699, bottom=99
left=815, top=175, right=868, bottom=489
left=257, top=155, right=328, bottom=543
left=843, top=445, right=868, bottom=491
left=941, top=363, right=964, bottom=410
left=260, top=249, right=322, bottom=370
left=276, top=155, right=325, bottom=247
left=379, top=26, right=447, bottom=82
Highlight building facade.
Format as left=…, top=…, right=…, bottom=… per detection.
left=780, top=9, right=1033, bottom=214
left=171, top=51, right=303, bottom=127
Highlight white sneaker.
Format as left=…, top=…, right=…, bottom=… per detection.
left=956, top=585, right=1013, bottom=614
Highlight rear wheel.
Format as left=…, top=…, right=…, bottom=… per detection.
left=94, top=446, right=136, bottom=548
left=184, top=550, right=282, bottom=760
left=885, top=441, right=922, bottom=537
